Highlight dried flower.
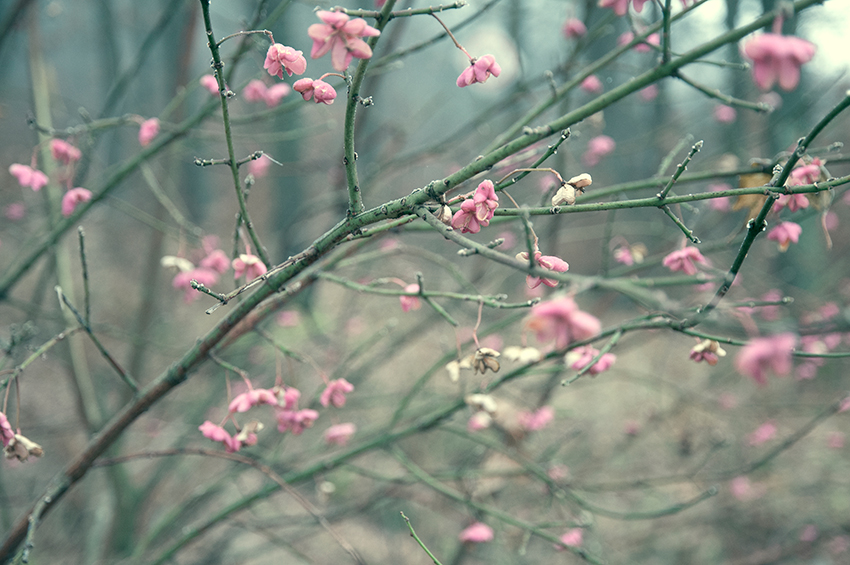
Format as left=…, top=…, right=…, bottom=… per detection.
left=472, top=348, right=501, bottom=374
left=4, top=433, right=44, bottom=462
left=689, top=339, right=727, bottom=366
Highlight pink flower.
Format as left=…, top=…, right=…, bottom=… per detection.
left=662, top=246, right=709, bottom=275
left=566, top=345, right=616, bottom=374
left=557, top=528, right=584, bottom=549
left=713, top=104, right=737, bottom=123
left=767, top=221, right=802, bottom=252
left=61, top=187, right=92, bottom=217
left=613, top=246, right=635, bottom=265
left=563, top=18, right=587, bottom=38
left=0, top=412, right=14, bottom=447
left=729, top=476, right=763, bottom=501
left=689, top=339, right=726, bottom=366
left=742, top=33, right=816, bottom=91
left=232, top=253, right=267, bottom=280
left=228, top=388, right=278, bottom=413
left=773, top=193, right=809, bottom=212
left=243, top=79, right=268, bottom=102
left=451, top=180, right=499, bottom=233
left=264, top=43, right=307, bottom=78
left=734, top=333, right=796, bottom=385
left=277, top=386, right=301, bottom=410
left=518, top=406, right=555, bottom=431
left=600, top=0, right=649, bottom=16
left=200, top=74, right=219, bottom=94
left=788, top=159, right=821, bottom=186
left=248, top=154, right=271, bottom=178
left=456, top=55, right=501, bottom=88
left=459, top=522, right=494, bottom=543
left=400, top=283, right=421, bottom=312
left=707, top=182, right=732, bottom=212
left=5, top=202, right=25, bottom=221
left=9, top=164, right=49, bottom=191
left=467, top=411, right=492, bottom=431
left=172, top=267, right=219, bottom=302
left=199, top=421, right=241, bottom=452
left=308, top=10, right=380, bottom=71
left=50, top=139, right=82, bottom=164
left=516, top=251, right=569, bottom=288
left=200, top=249, right=230, bottom=274
left=263, top=83, right=291, bottom=107
left=320, top=378, right=354, bottom=408
left=748, top=420, right=777, bottom=446
left=293, top=78, right=337, bottom=104
left=582, top=135, right=616, bottom=167
left=580, top=75, right=603, bottom=94
left=324, top=423, right=357, bottom=446
left=138, top=118, right=160, bottom=147
left=275, top=408, right=319, bottom=435
left=526, top=296, right=601, bottom=349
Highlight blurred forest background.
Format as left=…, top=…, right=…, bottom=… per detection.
left=2, top=0, right=850, bottom=563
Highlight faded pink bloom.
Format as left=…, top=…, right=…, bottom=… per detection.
left=172, top=267, right=219, bottom=302
left=566, top=345, right=616, bottom=375
left=277, top=386, right=301, bottom=410
left=276, top=310, right=301, bottom=327
left=734, top=333, right=796, bottom=385
left=773, top=193, right=809, bottom=212
left=459, top=522, right=494, bottom=543
left=276, top=408, right=318, bottom=435
left=742, top=33, right=816, bottom=91
left=243, top=79, right=268, bottom=102
left=200, top=249, right=230, bottom=274
left=639, top=84, right=658, bottom=101
left=199, top=421, right=241, bottom=452
left=50, top=139, right=82, bottom=164
left=558, top=528, right=584, bottom=549
left=200, top=74, right=219, bottom=94
left=400, top=283, right=421, bottom=312
left=518, top=406, right=554, bottom=431
left=61, top=187, right=92, bottom=217
left=707, top=183, right=732, bottom=212
left=138, top=118, right=160, bottom=147
left=0, top=412, right=14, bottom=447
left=457, top=55, right=501, bottom=88
left=788, top=159, right=821, bottom=186
left=600, top=0, right=649, bottom=16
left=662, top=246, right=709, bottom=275
left=264, top=43, right=307, bottom=78
left=467, top=411, right=492, bottom=431
left=308, top=10, right=380, bottom=71
left=228, top=388, right=278, bottom=413
left=580, top=75, right=603, bottom=94
left=618, top=31, right=659, bottom=52
left=563, top=18, right=587, bottom=38
left=263, top=83, right=291, bottom=107
left=324, top=423, right=357, bottom=446
left=526, top=296, right=601, bottom=349
left=800, top=524, right=818, bottom=542
left=232, top=253, right=267, bottom=280
left=5, top=202, right=26, bottom=221
left=293, top=78, right=337, bottom=104
left=713, top=104, right=737, bottom=123
left=452, top=180, right=499, bottom=233
left=248, top=154, right=271, bottom=178
left=9, top=164, right=49, bottom=191
left=516, top=251, right=569, bottom=288
left=730, top=476, right=763, bottom=501
left=320, top=378, right=354, bottom=408
left=827, top=432, right=844, bottom=449
left=582, top=135, right=615, bottom=167
left=748, top=420, right=777, bottom=446
left=767, top=221, right=802, bottom=252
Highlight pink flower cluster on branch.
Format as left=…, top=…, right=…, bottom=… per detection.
left=308, top=11, right=380, bottom=71
left=742, top=33, right=816, bottom=91
left=457, top=55, right=501, bottom=88
left=451, top=180, right=499, bottom=233
left=734, top=333, right=796, bottom=386
left=516, top=250, right=569, bottom=288
left=526, top=296, right=601, bottom=349
left=662, top=246, right=709, bottom=275
left=9, top=164, right=48, bottom=191
left=293, top=78, right=337, bottom=105
left=264, top=43, right=307, bottom=78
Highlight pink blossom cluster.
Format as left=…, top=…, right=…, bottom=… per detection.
left=451, top=180, right=499, bottom=234
left=526, top=296, right=601, bottom=349
left=264, top=43, right=307, bottom=78
left=293, top=78, right=337, bottom=105
left=662, top=246, right=709, bottom=275
left=9, top=139, right=93, bottom=217
left=556, top=528, right=584, bottom=550
left=324, top=423, right=357, bottom=446
left=734, top=332, right=796, bottom=386
left=566, top=345, right=616, bottom=375
left=232, top=252, right=267, bottom=280
left=459, top=522, right=494, bottom=543
left=516, top=250, right=569, bottom=289
left=767, top=221, right=802, bottom=252
left=320, top=378, right=355, bottom=408
left=457, top=55, right=501, bottom=88
left=242, top=79, right=292, bottom=107
left=308, top=11, right=380, bottom=71
left=168, top=241, right=231, bottom=302
left=742, top=33, right=816, bottom=91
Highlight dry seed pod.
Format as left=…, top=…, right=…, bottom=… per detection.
left=472, top=348, right=501, bottom=374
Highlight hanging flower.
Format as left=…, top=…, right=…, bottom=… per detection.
left=308, top=11, right=380, bottom=71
